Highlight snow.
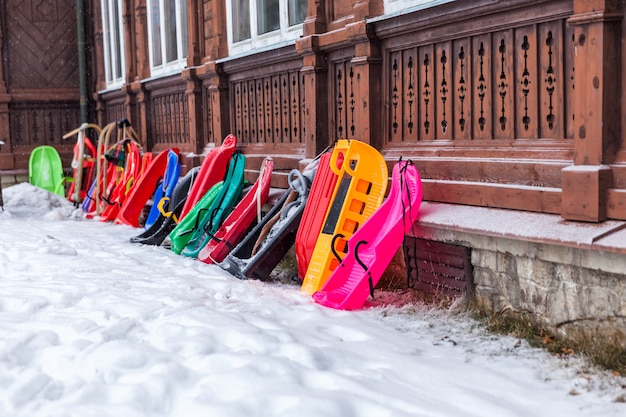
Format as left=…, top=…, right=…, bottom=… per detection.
left=1, top=182, right=625, bottom=417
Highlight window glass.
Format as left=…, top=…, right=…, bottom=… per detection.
left=101, top=0, right=125, bottom=87
left=165, top=0, right=178, bottom=62
left=147, top=0, right=188, bottom=76
left=257, top=0, right=280, bottom=35
left=384, top=0, right=455, bottom=15
left=227, top=0, right=305, bottom=55
left=150, top=0, right=162, bottom=66
left=181, top=0, right=189, bottom=55
left=288, top=0, right=306, bottom=26
left=232, top=0, right=251, bottom=42
left=112, top=0, right=122, bottom=78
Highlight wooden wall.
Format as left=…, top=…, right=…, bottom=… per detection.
left=375, top=1, right=575, bottom=215
left=3, top=0, right=622, bottom=223
left=0, top=0, right=83, bottom=169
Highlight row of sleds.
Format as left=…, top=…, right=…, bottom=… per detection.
left=62, top=120, right=423, bottom=310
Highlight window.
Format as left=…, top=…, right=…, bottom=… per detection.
left=226, top=0, right=307, bottom=55
left=384, top=0, right=455, bottom=16
left=146, top=0, right=188, bottom=76
left=101, top=0, right=125, bottom=88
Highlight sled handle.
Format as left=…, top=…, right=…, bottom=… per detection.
left=330, top=233, right=347, bottom=265
left=63, top=123, right=102, bottom=139
left=354, top=240, right=375, bottom=298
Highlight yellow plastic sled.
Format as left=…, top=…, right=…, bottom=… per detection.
left=301, top=139, right=388, bottom=295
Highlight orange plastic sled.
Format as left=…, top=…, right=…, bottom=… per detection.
left=300, top=139, right=388, bottom=295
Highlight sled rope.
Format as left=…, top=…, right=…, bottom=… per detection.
left=354, top=240, right=375, bottom=299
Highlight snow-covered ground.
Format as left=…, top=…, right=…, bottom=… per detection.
left=1, top=183, right=625, bottom=417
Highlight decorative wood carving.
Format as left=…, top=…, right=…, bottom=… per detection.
left=231, top=68, right=304, bottom=146
left=385, top=20, right=572, bottom=145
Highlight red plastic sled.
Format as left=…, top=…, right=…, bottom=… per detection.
left=99, top=141, right=143, bottom=222
left=116, top=148, right=179, bottom=227
left=294, top=152, right=337, bottom=281
left=67, top=137, right=97, bottom=204
left=179, top=134, right=237, bottom=220
left=198, top=157, right=274, bottom=265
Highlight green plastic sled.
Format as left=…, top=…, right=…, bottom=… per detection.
left=29, top=145, right=70, bottom=197
left=181, top=152, right=246, bottom=258
left=169, top=181, right=225, bottom=254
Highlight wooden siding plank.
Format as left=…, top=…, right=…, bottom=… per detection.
left=412, top=273, right=467, bottom=293
left=422, top=180, right=562, bottom=213
left=280, top=74, right=290, bottom=142
left=389, top=50, right=404, bottom=143
left=515, top=25, right=539, bottom=139
left=564, top=23, right=575, bottom=140
left=419, top=44, right=435, bottom=141
left=413, top=158, right=566, bottom=188
left=289, top=72, right=301, bottom=143
left=453, top=39, right=472, bottom=140
left=607, top=189, right=626, bottom=220
left=435, top=41, right=453, bottom=140
left=403, top=48, right=419, bottom=143
left=492, top=30, right=514, bottom=140
left=472, top=34, right=492, bottom=139
left=539, top=21, right=565, bottom=139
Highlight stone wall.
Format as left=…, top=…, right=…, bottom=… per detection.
left=411, top=202, right=626, bottom=350
left=470, top=235, right=626, bottom=348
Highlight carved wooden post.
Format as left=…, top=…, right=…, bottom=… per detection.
left=296, top=0, right=328, bottom=158
left=183, top=68, right=205, bottom=153
left=193, top=0, right=230, bottom=151
left=134, top=0, right=150, bottom=81
left=123, top=0, right=137, bottom=84
left=187, top=0, right=202, bottom=67
left=562, top=1, right=622, bottom=222
left=129, top=82, right=149, bottom=148
left=90, top=0, right=106, bottom=129
left=296, top=40, right=329, bottom=158
left=346, top=21, right=382, bottom=147
left=207, top=65, right=231, bottom=147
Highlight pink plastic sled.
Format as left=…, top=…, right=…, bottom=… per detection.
left=312, top=159, right=423, bottom=310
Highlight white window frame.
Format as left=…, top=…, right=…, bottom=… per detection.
left=146, top=0, right=188, bottom=78
left=384, top=0, right=455, bottom=16
left=226, top=0, right=305, bottom=56
left=101, top=0, right=125, bottom=89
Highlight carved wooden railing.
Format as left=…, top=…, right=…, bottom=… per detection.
left=102, top=99, right=126, bottom=127
left=230, top=71, right=305, bottom=147
left=371, top=0, right=575, bottom=214
left=147, top=85, right=189, bottom=147
left=8, top=100, right=80, bottom=167
left=8, top=102, right=80, bottom=147
left=223, top=48, right=306, bottom=154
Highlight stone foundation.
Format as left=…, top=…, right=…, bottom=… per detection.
left=411, top=202, right=626, bottom=349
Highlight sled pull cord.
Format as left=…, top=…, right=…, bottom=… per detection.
left=330, top=233, right=346, bottom=265
left=354, top=240, right=374, bottom=298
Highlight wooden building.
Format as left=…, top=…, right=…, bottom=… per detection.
left=1, top=1, right=626, bottom=347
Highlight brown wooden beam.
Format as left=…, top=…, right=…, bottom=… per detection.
left=562, top=0, right=622, bottom=221
left=607, top=188, right=626, bottom=220
left=423, top=180, right=562, bottom=214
